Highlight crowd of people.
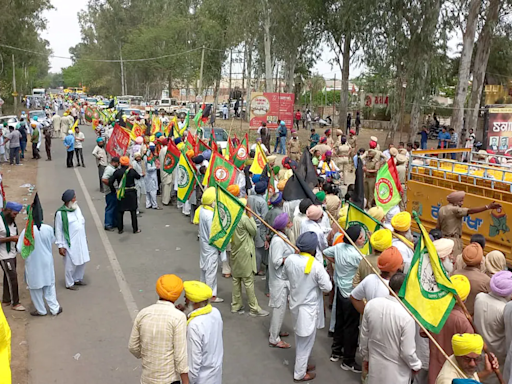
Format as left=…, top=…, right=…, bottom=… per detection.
left=1, top=101, right=512, bottom=384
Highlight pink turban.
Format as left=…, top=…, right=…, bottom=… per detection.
left=306, top=205, right=323, bottom=221
left=447, top=191, right=465, bottom=204
left=135, top=136, right=143, bottom=144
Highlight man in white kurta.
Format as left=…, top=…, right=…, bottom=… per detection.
left=52, top=113, right=61, bottom=139
left=55, top=189, right=90, bottom=290
left=145, top=145, right=160, bottom=209
left=158, top=141, right=174, bottom=206
left=268, top=213, right=294, bottom=348
left=198, top=188, right=225, bottom=302
left=291, top=199, right=312, bottom=244
left=299, top=205, right=328, bottom=264
left=359, top=273, right=422, bottom=384
left=283, top=232, right=332, bottom=381
left=17, top=223, right=61, bottom=316
left=184, top=281, right=223, bottom=384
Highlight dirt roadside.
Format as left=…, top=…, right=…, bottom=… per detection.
left=2, top=153, right=39, bottom=384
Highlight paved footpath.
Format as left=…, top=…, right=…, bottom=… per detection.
left=27, top=123, right=360, bottom=384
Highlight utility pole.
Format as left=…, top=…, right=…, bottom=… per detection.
left=228, top=49, right=233, bottom=102
left=198, top=45, right=206, bottom=99
left=333, top=73, right=336, bottom=119
left=119, top=46, right=125, bottom=96
left=12, top=54, right=17, bottom=112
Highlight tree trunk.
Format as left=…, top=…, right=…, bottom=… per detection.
left=465, top=0, right=501, bottom=133
left=338, top=33, right=351, bottom=130
left=409, top=63, right=428, bottom=141
left=450, top=0, right=481, bottom=135
left=286, top=55, right=296, bottom=94
left=168, top=71, right=173, bottom=100
left=246, top=42, right=253, bottom=122
left=263, top=3, right=273, bottom=92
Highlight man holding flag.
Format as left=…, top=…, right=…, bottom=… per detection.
left=16, top=195, right=62, bottom=316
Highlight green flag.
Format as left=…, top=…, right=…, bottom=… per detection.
left=209, top=184, right=245, bottom=251
left=21, top=206, right=35, bottom=259
left=193, top=107, right=203, bottom=128
left=206, top=152, right=237, bottom=189
left=374, top=158, right=403, bottom=214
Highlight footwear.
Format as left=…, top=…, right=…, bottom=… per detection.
left=30, top=310, right=46, bottom=316
left=74, top=281, right=87, bottom=286
left=223, top=274, right=231, bottom=278
left=269, top=340, right=291, bottom=349
left=329, top=354, right=341, bottom=362
left=52, top=307, right=63, bottom=316
left=340, top=361, right=362, bottom=373
left=82, top=165, right=86, bottom=168
left=211, top=297, right=224, bottom=303
left=12, top=304, right=26, bottom=311
left=294, top=372, right=316, bottom=382
left=118, top=230, right=124, bottom=234
left=231, top=305, right=245, bottom=314
left=105, top=226, right=115, bottom=232
left=66, top=286, right=79, bottom=291
left=249, top=309, right=269, bottom=317
left=328, top=331, right=334, bottom=338
left=307, top=364, right=316, bottom=372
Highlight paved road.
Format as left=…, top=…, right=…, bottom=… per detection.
left=27, top=123, right=360, bottom=384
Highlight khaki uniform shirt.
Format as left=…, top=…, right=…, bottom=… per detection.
left=396, top=164, right=407, bottom=184
left=288, top=139, right=301, bottom=154
left=437, top=204, right=469, bottom=238
left=326, top=137, right=335, bottom=148
left=352, top=253, right=379, bottom=287
left=348, top=136, right=357, bottom=149
left=310, top=143, right=331, bottom=156
left=364, top=156, right=381, bottom=176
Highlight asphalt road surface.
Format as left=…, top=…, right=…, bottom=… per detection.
left=27, top=122, right=360, bottom=384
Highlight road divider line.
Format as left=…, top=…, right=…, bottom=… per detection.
left=74, top=168, right=139, bottom=321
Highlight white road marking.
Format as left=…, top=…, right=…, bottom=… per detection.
left=74, top=168, right=139, bottom=321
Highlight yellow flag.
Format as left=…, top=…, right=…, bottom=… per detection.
left=209, top=185, right=245, bottom=251
left=249, top=142, right=268, bottom=175
left=399, top=213, right=457, bottom=333
left=345, top=202, right=382, bottom=255
left=0, top=306, right=11, bottom=384
left=177, top=154, right=196, bottom=203
left=71, top=118, right=79, bottom=133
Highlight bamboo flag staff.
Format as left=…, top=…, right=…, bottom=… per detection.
left=387, top=223, right=505, bottom=384
left=324, top=210, right=468, bottom=379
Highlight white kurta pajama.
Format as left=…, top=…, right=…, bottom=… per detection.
left=268, top=233, right=294, bottom=345
left=55, top=206, right=90, bottom=288
left=283, top=254, right=332, bottom=380
left=360, top=296, right=422, bottom=384
left=158, top=146, right=174, bottom=205
left=198, top=208, right=226, bottom=297
left=144, top=158, right=159, bottom=209
left=187, top=307, right=224, bottom=384
left=16, top=224, right=60, bottom=315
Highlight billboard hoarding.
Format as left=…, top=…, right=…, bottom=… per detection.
left=249, top=92, right=294, bottom=129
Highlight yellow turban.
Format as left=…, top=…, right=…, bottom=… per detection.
left=238, top=198, right=247, bottom=206
left=391, top=211, right=411, bottom=232
left=202, top=187, right=216, bottom=206
left=451, top=275, right=471, bottom=301
left=338, top=205, right=348, bottom=227
left=177, top=142, right=185, bottom=150
left=227, top=185, right=240, bottom=197
left=370, top=229, right=393, bottom=252
left=452, top=333, right=483, bottom=356
left=183, top=281, right=213, bottom=303
left=156, top=274, right=184, bottom=302
left=277, top=180, right=287, bottom=191
left=368, top=206, right=385, bottom=221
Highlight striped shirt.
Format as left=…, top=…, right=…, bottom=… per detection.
left=129, top=301, right=189, bottom=384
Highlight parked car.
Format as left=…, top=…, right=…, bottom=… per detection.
left=199, top=127, right=228, bottom=150
left=0, top=115, right=19, bottom=128
left=29, top=110, right=52, bottom=130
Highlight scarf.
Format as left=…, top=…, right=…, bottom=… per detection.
left=55, top=205, right=75, bottom=248
left=187, top=304, right=212, bottom=325
left=0, top=212, right=14, bottom=253
left=117, top=168, right=130, bottom=200
left=394, top=233, right=414, bottom=249
left=146, top=150, right=155, bottom=164
left=300, top=252, right=315, bottom=274
left=193, top=205, right=214, bottom=225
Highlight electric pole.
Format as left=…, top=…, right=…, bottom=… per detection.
left=198, top=45, right=206, bottom=100
left=120, top=46, right=125, bottom=96
left=228, top=49, right=233, bottom=102
left=12, top=54, right=17, bottom=112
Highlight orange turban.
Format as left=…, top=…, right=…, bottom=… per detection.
left=462, top=243, right=483, bottom=266
left=377, top=246, right=403, bottom=272
left=156, top=274, right=184, bottom=302
left=227, top=185, right=240, bottom=197
left=120, top=156, right=130, bottom=166
left=277, top=180, right=287, bottom=191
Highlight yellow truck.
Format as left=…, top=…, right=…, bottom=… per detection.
left=406, top=148, right=512, bottom=266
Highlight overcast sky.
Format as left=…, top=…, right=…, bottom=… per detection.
left=43, top=1, right=459, bottom=80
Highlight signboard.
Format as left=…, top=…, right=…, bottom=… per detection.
left=249, top=92, right=295, bottom=129
left=106, top=124, right=130, bottom=158
left=363, top=94, right=389, bottom=108
left=486, top=108, right=512, bottom=154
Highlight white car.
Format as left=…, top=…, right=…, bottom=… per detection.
left=200, top=127, right=228, bottom=150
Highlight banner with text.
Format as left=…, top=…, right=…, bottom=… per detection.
left=487, top=108, right=512, bottom=154
left=249, top=92, right=295, bottom=129
left=106, top=124, right=130, bottom=158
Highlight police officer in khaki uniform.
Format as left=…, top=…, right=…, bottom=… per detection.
left=325, top=129, right=335, bottom=148
left=436, top=191, right=501, bottom=256
left=348, top=129, right=357, bottom=149
left=395, top=153, right=407, bottom=210
left=335, top=129, right=343, bottom=147
left=336, top=136, right=354, bottom=186
left=370, top=135, right=381, bottom=151
left=287, top=131, right=301, bottom=161
left=363, top=149, right=382, bottom=208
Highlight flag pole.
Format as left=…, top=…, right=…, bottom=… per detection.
left=324, top=210, right=467, bottom=378
left=244, top=206, right=299, bottom=254
left=183, top=154, right=205, bottom=193
left=397, top=231, right=505, bottom=383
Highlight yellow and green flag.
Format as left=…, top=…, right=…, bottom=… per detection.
left=345, top=202, right=381, bottom=255
left=375, top=158, right=403, bottom=214
left=399, top=212, right=456, bottom=333
left=209, top=184, right=245, bottom=251
left=177, top=153, right=197, bottom=203
left=249, top=142, right=268, bottom=175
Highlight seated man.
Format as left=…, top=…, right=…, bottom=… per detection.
left=435, top=333, right=499, bottom=384
left=317, top=150, right=340, bottom=178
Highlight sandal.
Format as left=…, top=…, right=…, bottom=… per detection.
left=294, top=372, right=316, bottom=382
left=134, top=229, right=141, bottom=234
left=269, top=340, right=291, bottom=349
left=279, top=332, right=289, bottom=338
left=223, top=274, right=231, bottom=278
